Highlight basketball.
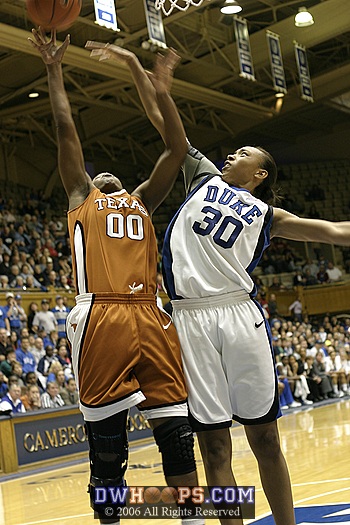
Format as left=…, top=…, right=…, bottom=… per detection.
left=144, top=486, right=161, bottom=504
left=26, top=0, right=82, bottom=31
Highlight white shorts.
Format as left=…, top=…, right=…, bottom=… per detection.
left=172, top=291, right=281, bottom=427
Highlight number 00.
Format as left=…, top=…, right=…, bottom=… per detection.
left=106, top=213, right=144, bottom=240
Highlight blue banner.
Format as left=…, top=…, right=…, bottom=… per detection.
left=144, top=0, right=167, bottom=49
left=233, top=16, right=255, bottom=82
left=266, top=31, right=287, bottom=94
left=94, top=0, right=119, bottom=32
left=294, top=41, right=314, bottom=103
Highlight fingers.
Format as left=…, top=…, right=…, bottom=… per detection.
left=165, top=48, right=181, bottom=70
left=85, top=40, right=107, bottom=50
left=61, top=34, right=71, bottom=52
left=89, top=49, right=111, bottom=62
left=31, top=28, right=43, bottom=45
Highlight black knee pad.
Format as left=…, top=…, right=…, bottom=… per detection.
left=153, top=417, right=196, bottom=477
left=85, top=412, right=129, bottom=515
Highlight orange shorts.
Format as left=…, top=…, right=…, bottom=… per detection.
left=66, top=293, right=187, bottom=422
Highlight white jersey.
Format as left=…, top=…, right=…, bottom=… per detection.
left=163, top=146, right=273, bottom=299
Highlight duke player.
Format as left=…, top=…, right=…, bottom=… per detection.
left=164, top=145, right=350, bottom=525
left=88, top=42, right=350, bottom=525
left=29, top=29, right=204, bottom=525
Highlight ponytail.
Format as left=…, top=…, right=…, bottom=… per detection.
left=253, top=147, right=282, bottom=206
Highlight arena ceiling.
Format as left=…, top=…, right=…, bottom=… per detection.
left=0, top=0, right=350, bottom=187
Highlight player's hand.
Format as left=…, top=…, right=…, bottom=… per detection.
left=85, top=41, right=136, bottom=65
left=146, top=48, right=180, bottom=94
left=28, top=28, right=70, bottom=65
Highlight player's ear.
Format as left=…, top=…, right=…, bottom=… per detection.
left=255, top=169, right=268, bottom=180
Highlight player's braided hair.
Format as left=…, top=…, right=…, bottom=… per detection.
left=253, top=146, right=282, bottom=206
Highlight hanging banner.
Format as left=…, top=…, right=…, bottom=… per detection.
left=143, top=0, right=167, bottom=49
left=266, top=31, right=287, bottom=94
left=294, top=41, right=314, bottom=103
left=93, top=0, right=119, bottom=31
left=233, top=16, right=255, bottom=82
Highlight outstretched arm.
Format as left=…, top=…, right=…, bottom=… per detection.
left=272, top=208, right=350, bottom=245
left=85, top=42, right=167, bottom=141
left=29, top=29, right=93, bottom=209
left=85, top=44, right=186, bottom=214
left=131, top=51, right=187, bottom=214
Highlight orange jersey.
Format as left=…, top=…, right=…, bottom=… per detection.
left=67, top=188, right=158, bottom=295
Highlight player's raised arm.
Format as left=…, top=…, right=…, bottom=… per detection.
left=85, top=41, right=167, bottom=141
left=29, top=29, right=93, bottom=208
left=272, top=207, right=350, bottom=245
left=131, top=50, right=187, bottom=214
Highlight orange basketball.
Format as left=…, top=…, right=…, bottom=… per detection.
left=26, top=0, right=82, bottom=30
left=144, top=486, right=161, bottom=504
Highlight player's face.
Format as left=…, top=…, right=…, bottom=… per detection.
left=221, top=146, right=265, bottom=186
left=93, top=172, right=123, bottom=193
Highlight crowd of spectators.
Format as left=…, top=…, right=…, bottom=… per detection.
left=257, top=238, right=345, bottom=286
left=264, top=305, right=350, bottom=409
left=0, top=187, right=79, bottom=413
left=0, top=308, right=76, bottom=413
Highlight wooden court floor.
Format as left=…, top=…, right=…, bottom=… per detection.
left=1, top=399, right=349, bottom=525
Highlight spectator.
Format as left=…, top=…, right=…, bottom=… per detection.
left=288, top=355, right=313, bottom=405
left=3, top=292, right=22, bottom=338
left=0, top=370, right=8, bottom=398
left=288, top=296, right=303, bottom=323
left=317, top=265, right=330, bottom=284
left=0, top=327, right=10, bottom=361
left=41, top=381, right=65, bottom=409
left=0, top=384, right=25, bottom=413
left=278, top=377, right=300, bottom=409
left=14, top=294, right=27, bottom=330
left=0, top=274, right=10, bottom=289
left=24, top=371, right=41, bottom=390
left=31, top=336, right=45, bottom=365
left=46, top=360, right=64, bottom=384
left=0, top=348, right=16, bottom=378
left=308, top=340, right=327, bottom=358
left=0, top=253, right=12, bottom=277
left=51, top=295, right=70, bottom=339
left=21, top=384, right=42, bottom=411
left=325, top=348, right=348, bottom=397
left=20, top=264, right=42, bottom=288
left=42, top=329, right=59, bottom=349
left=268, top=292, right=279, bottom=319
left=303, top=258, right=319, bottom=277
left=269, top=276, right=285, bottom=291
left=15, top=336, right=36, bottom=376
left=27, top=301, right=39, bottom=334
left=10, top=362, right=25, bottom=387
left=55, top=369, right=67, bottom=394
left=326, top=261, right=342, bottom=282
left=303, top=268, right=318, bottom=286
left=293, top=270, right=306, bottom=288
left=32, top=299, right=57, bottom=334
left=58, top=274, right=72, bottom=291
left=56, top=344, right=71, bottom=370
left=0, top=299, right=10, bottom=333
left=60, top=377, right=78, bottom=405
left=9, top=331, right=19, bottom=351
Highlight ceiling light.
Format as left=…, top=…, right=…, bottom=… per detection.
left=220, top=1, right=242, bottom=15
left=28, top=92, right=39, bottom=98
left=275, top=92, right=285, bottom=98
left=294, top=7, right=314, bottom=27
